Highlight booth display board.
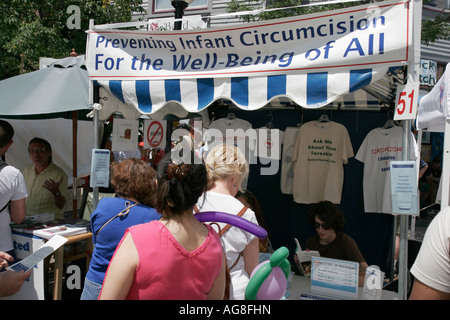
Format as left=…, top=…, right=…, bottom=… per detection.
left=85, top=0, right=420, bottom=301
left=310, top=256, right=359, bottom=299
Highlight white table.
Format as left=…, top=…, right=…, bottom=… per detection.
left=286, top=275, right=399, bottom=300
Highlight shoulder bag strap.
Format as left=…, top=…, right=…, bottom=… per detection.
left=218, top=206, right=248, bottom=237
left=96, top=201, right=138, bottom=237
left=195, top=206, right=248, bottom=272
left=224, top=207, right=248, bottom=270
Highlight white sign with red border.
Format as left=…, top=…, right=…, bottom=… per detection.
left=394, top=76, right=419, bottom=120
left=87, top=0, right=410, bottom=81
left=144, top=120, right=167, bottom=149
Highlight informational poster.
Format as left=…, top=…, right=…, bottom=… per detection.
left=310, top=256, right=359, bottom=299
left=90, top=149, right=111, bottom=188
left=390, top=161, right=418, bottom=215
left=112, top=118, right=139, bottom=151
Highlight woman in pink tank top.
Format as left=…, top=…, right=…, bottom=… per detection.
left=99, top=153, right=226, bottom=300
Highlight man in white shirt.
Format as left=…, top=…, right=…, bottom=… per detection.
left=0, top=120, right=28, bottom=261
left=410, top=207, right=450, bottom=300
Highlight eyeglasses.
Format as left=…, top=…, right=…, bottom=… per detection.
left=29, top=148, right=47, bottom=154
left=314, top=222, right=331, bottom=230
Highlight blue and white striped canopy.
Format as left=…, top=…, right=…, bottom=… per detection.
left=97, top=65, right=392, bottom=115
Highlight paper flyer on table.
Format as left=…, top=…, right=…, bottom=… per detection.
left=6, top=235, right=68, bottom=272
left=32, top=225, right=87, bottom=239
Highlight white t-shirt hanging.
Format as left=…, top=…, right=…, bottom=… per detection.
left=203, top=117, right=255, bottom=156
left=280, top=127, right=299, bottom=195
left=355, top=125, right=417, bottom=214
left=292, top=121, right=354, bottom=204
left=203, top=117, right=255, bottom=189
left=254, top=127, right=284, bottom=160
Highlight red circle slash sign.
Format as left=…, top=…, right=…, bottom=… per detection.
left=147, top=121, right=164, bottom=148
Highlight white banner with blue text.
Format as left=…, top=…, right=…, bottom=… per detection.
left=86, top=0, right=411, bottom=112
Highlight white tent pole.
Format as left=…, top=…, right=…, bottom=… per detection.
left=411, top=129, right=423, bottom=239
left=398, top=120, right=411, bottom=300
left=72, top=111, right=78, bottom=219
left=92, top=104, right=100, bottom=210
left=397, top=0, right=423, bottom=300
left=88, top=19, right=100, bottom=211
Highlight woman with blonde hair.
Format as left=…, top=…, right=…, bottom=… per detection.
left=196, top=144, right=260, bottom=300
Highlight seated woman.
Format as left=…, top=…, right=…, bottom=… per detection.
left=295, top=201, right=369, bottom=287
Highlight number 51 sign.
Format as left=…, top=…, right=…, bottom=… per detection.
left=394, top=79, right=420, bottom=120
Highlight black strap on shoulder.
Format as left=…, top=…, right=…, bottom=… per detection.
left=0, top=160, right=8, bottom=170
left=0, top=201, right=10, bottom=213
left=0, top=160, right=10, bottom=213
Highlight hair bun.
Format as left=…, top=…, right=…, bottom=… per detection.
left=165, top=162, right=191, bottom=180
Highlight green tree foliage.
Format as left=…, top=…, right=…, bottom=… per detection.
left=421, top=14, right=450, bottom=45
left=0, top=0, right=144, bottom=79
left=227, top=0, right=368, bottom=22
left=227, top=0, right=449, bottom=45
